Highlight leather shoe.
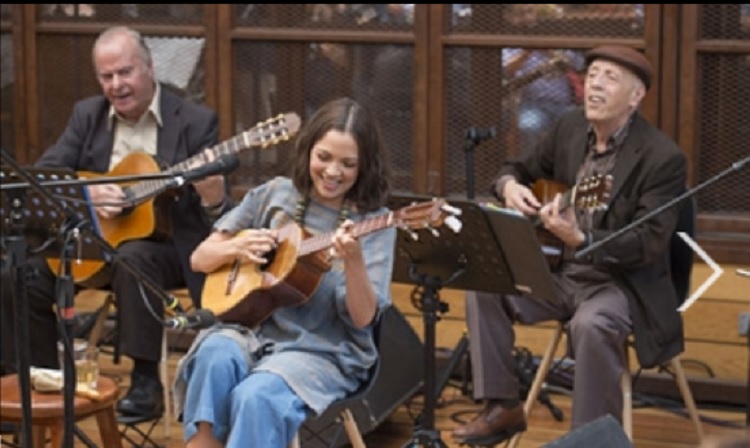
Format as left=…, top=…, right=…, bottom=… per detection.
left=452, top=402, right=527, bottom=444
left=116, top=373, right=164, bottom=419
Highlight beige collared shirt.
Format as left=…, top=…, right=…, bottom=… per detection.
left=108, top=83, right=163, bottom=170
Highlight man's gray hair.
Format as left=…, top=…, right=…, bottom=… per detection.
left=92, top=26, right=152, bottom=67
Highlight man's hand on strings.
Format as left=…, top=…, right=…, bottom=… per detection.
left=539, top=194, right=586, bottom=247
left=88, top=184, right=126, bottom=219
left=189, top=150, right=227, bottom=210
left=503, top=179, right=541, bottom=216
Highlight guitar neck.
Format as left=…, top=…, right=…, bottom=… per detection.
left=559, top=186, right=575, bottom=213
left=167, top=133, right=253, bottom=175
left=125, top=132, right=254, bottom=204
left=298, top=212, right=394, bottom=257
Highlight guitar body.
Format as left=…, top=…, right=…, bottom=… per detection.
left=46, top=153, right=167, bottom=287
left=202, top=222, right=330, bottom=328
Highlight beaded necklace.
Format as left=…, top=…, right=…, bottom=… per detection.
left=294, top=195, right=351, bottom=229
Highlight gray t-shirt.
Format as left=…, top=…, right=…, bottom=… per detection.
left=175, top=176, right=396, bottom=416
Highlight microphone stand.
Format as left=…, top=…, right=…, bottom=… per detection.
left=2, top=165, right=35, bottom=448
left=0, top=151, right=189, bottom=448
left=464, top=135, right=479, bottom=201
left=463, top=128, right=496, bottom=200
left=577, top=157, right=749, bottom=259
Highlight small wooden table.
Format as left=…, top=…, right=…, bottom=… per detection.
left=0, top=374, right=123, bottom=448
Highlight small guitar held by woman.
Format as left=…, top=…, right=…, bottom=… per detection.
left=201, top=198, right=461, bottom=327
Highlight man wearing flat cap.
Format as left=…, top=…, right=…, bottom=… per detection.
left=453, top=45, right=688, bottom=445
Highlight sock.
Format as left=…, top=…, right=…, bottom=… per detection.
left=132, top=358, right=159, bottom=381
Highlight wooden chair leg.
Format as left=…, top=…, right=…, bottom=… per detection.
left=47, top=422, right=65, bottom=448
left=96, top=406, right=124, bottom=448
left=507, top=321, right=565, bottom=448
left=161, top=327, right=171, bottom=439
left=341, top=408, right=366, bottom=448
left=87, top=293, right=115, bottom=349
left=31, top=425, right=48, bottom=448
left=621, top=344, right=633, bottom=441
left=669, top=357, right=704, bottom=442
left=288, top=432, right=301, bottom=448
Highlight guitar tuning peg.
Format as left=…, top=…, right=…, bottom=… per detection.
left=401, top=227, right=419, bottom=241
left=444, top=215, right=463, bottom=233
left=441, top=203, right=462, bottom=216
left=428, top=227, right=440, bottom=238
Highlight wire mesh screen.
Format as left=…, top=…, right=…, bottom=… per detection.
left=234, top=4, right=414, bottom=29
left=700, top=4, right=750, bottom=39
left=36, top=34, right=100, bottom=152
left=1, top=32, right=14, bottom=157
left=231, top=41, right=414, bottom=192
left=37, top=4, right=202, bottom=23
left=695, top=52, right=750, bottom=214
left=449, top=4, right=644, bottom=38
left=36, top=33, right=207, bottom=155
left=444, top=46, right=586, bottom=199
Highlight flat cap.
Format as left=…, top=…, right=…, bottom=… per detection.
left=585, top=45, right=653, bottom=90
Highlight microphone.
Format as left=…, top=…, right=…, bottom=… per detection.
left=172, top=154, right=240, bottom=187
left=165, top=308, right=217, bottom=330
left=466, top=127, right=497, bottom=144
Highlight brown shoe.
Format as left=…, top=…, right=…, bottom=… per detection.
left=452, top=402, right=527, bottom=444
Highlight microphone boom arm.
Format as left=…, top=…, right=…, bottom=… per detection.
left=576, top=156, right=749, bottom=259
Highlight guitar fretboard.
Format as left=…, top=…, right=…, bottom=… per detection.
left=121, top=112, right=300, bottom=205
left=124, top=132, right=256, bottom=202
left=298, top=211, right=395, bottom=257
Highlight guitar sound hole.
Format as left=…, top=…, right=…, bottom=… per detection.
left=120, top=188, right=135, bottom=216
left=260, top=248, right=277, bottom=271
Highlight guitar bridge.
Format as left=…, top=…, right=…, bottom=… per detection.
left=226, top=258, right=240, bottom=296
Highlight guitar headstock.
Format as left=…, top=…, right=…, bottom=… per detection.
left=393, top=198, right=463, bottom=238
left=573, top=174, right=613, bottom=211
left=246, top=113, right=302, bottom=148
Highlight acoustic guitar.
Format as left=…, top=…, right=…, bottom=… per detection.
left=202, top=198, right=462, bottom=328
left=46, top=113, right=302, bottom=287
left=531, top=174, right=612, bottom=270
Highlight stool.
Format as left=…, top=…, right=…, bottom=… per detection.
left=0, top=374, right=123, bottom=448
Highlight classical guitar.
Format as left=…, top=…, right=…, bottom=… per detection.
left=531, top=174, right=612, bottom=270
left=46, top=113, right=302, bottom=287
left=202, top=198, right=463, bottom=328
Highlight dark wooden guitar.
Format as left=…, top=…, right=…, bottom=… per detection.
left=202, top=199, right=462, bottom=328
left=531, top=174, right=612, bottom=270
left=46, top=113, right=302, bottom=287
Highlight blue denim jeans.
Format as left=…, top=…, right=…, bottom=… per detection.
left=181, top=333, right=308, bottom=447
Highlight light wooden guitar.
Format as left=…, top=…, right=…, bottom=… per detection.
left=47, top=112, right=302, bottom=287
left=202, top=198, right=463, bottom=328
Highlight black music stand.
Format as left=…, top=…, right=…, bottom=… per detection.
left=388, top=194, right=558, bottom=447
left=1, top=163, right=105, bottom=448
